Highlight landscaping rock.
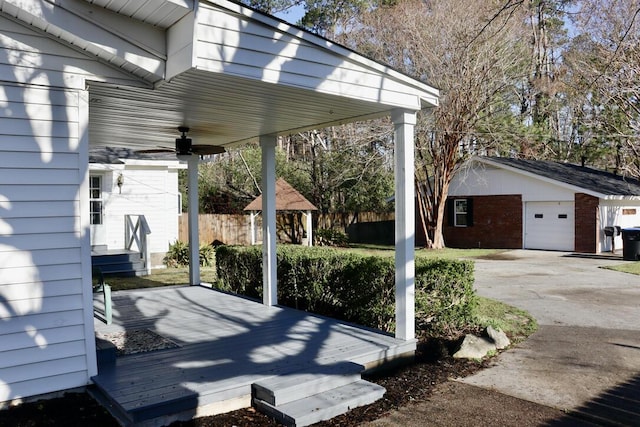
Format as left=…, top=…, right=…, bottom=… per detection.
left=453, top=335, right=496, bottom=359
left=486, top=325, right=510, bottom=350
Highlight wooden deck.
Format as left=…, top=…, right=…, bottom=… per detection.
left=92, top=285, right=416, bottom=426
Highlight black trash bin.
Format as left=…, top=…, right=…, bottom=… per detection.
left=622, top=228, right=640, bottom=260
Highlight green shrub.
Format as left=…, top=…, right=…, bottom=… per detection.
left=199, top=244, right=215, bottom=267
left=214, top=245, right=263, bottom=298
left=314, top=228, right=349, bottom=247
left=164, top=240, right=216, bottom=268
left=215, top=245, right=475, bottom=337
left=164, top=240, right=189, bottom=267
left=415, top=258, right=476, bottom=339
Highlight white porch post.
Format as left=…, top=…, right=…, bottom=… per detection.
left=261, top=134, right=277, bottom=306
left=393, top=109, right=417, bottom=341
left=250, top=211, right=256, bottom=245
left=186, top=154, right=200, bottom=286
left=306, top=210, right=313, bottom=246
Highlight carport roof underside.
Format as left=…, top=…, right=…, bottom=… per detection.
left=1, top=0, right=438, bottom=151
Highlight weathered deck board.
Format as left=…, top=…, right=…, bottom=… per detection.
left=92, top=285, right=415, bottom=425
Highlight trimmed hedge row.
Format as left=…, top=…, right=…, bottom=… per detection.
left=215, top=245, right=476, bottom=336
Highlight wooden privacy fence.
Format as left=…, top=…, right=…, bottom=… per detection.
left=178, top=212, right=395, bottom=245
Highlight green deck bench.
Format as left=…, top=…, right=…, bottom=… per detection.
left=92, top=267, right=112, bottom=325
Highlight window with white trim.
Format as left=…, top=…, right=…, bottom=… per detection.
left=90, top=175, right=103, bottom=225
left=454, top=199, right=468, bottom=227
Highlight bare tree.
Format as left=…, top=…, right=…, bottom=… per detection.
left=565, top=0, right=640, bottom=176
left=341, top=0, right=529, bottom=248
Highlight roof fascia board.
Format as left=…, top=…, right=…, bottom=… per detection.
left=121, top=159, right=187, bottom=168
left=166, top=3, right=197, bottom=80
left=600, top=195, right=640, bottom=201
left=1, top=0, right=166, bottom=82
left=473, top=157, right=606, bottom=199
left=90, top=164, right=124, bottom=170
left=200, top=0, right=439, bottom=108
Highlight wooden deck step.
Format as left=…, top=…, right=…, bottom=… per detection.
left=95, top=337, right=117, bottom=368
left=253, top=380, right=385, bottom=427
left=252, top=361, right=364, bottom=406
left=91, top=251, right=146, bottom=277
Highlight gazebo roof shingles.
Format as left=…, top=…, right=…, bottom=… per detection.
left=243, top=178, right=318, bottom=211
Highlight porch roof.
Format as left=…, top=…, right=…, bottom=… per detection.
left=243, top=178, right=317, bottom=211
left=2, top=0, right=438, bottom=152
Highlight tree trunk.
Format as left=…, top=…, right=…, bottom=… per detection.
left=415, top=181, right=434, bottom=248
left=430, top=179, right=450, bottom=249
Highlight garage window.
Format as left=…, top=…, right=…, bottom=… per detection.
left=447, top=198, right=474, bottom=227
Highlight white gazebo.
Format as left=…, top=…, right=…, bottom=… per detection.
left=243, top=178, right=317, bottom=246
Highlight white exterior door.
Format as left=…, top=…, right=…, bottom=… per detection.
left=90, top=174, right=107, bottom=248
left=525, top=201, right=575, bottom=251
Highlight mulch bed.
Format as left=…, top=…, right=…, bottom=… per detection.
left=96, top=329, right=181, bottom=355
left=0, top=338, right=489, bottom=427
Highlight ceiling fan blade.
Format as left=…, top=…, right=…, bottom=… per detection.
left=191, top=145, right=225, bottom=155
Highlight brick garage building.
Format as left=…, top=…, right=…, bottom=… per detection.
left=442, top=157, right=640, bottom=253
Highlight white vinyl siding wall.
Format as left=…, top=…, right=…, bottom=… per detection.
left=450, top=166, right=576, bottom=202
left=0, top=17, right=143, bottom=90
left=0, top=83, right=92, bottom=402
left=0, top=15, right=142, bottom=402
left=193, top=2, right=423, bottom=109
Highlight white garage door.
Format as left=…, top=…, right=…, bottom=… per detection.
left=525, top=202, right=575, bottom=251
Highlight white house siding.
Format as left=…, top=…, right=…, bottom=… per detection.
left=0, top=15, right=143, bottom=403
left=451, top=166, right=576, bottom=202
left=0, top=82, right=93, bottom=402
left=599, top=200, right=640, bottom=252
left=91, top=163, right=183, bottom=267
left=192, top=2, right=423, bottom=109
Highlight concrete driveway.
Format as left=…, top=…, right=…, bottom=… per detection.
left=368, top=249, right=640, bottom=426
left=463, top=250, right=640, bottom=415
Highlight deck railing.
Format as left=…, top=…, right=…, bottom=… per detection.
left=125, top=214, right=151, bottom=275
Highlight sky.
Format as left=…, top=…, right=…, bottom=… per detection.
left=274, top=5, right=305, bottom=25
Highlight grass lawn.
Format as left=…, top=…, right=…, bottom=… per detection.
left=335, top=244, right=505, bottom=260
left=472, top=296, right=537, bottom=344
left=604, top=262, right=640, bottom=275
left=105, top=267, right=218, bottom=291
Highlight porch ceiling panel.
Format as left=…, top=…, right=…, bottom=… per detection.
left=88, top=69, right=391, bottom=151
left=83, top=0, right=193, bottom=29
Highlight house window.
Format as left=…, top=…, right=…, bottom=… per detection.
left=454, top=199, right=469, bottom=227
left=90, top=175, right=103, bottom=225
left=447, top=198, right=473, bottom=227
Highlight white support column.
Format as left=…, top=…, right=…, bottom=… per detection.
left=250, top=211, right=256, bottom=245
left=306, top=210, right=313, bottom=247
left=185, top=154, right=200, bottom=286
left=393, top=109, right=417, bottom=341
left=261, top=134, right=278, bottom=306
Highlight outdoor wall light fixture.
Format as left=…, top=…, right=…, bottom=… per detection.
left=116, top=173, right=124, bottom=194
